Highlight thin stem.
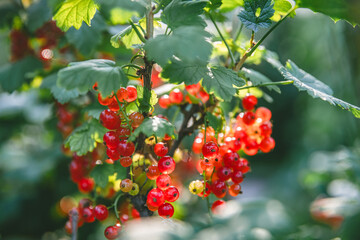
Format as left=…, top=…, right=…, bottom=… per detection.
left=206, top=196, right=212, bottom=222
left=238, top=80, right=294, bottom=90
left=125, top=73, right=140, bottom=78
left=234, top=7, right=296, bottom=71
left=121, top=64, right=142, bottom=70
left=129, top=20, right=147, bottom=43
left=114, top=193, right=123, bottom=220
left=250, top=31, right=255, bottom=47
left=233, top=23, right=244, bottom=43
left=130, top=165, right=134, bottom=182
left=208, top=13, right=236, bottom=67
left=114, top=95, right=133, bottom=132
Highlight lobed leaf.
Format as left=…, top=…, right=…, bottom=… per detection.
left=110, top=25, right=142, bottom=49
left=161, top=0, right=208, bottom=29
left=144, top=26, right=213, bottom=66
left=41, top=74, right=80, bottom=104
left=26, top=0, right=52, bottom=32
left=202, top=66, right=246, bottom=101
left=129, top=117, right=177, bottom=141
left=238, top=0, right=275, bottom=32
left=65, top=119, right=107, bottom=156
left=53, top=0, right=98, bottom=31
left=57, top=59, right=128, bottom=97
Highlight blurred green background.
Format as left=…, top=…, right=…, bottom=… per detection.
left=0, top=4, right=360, bottom=240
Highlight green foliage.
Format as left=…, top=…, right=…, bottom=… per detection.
left=297, top=0, right=360, bottom=26
left=0, top=57, right=42, bottom=93
left=26, top=0, right=52, bottom=32
left=202, top=66, right=246, bottom=101
left=241, top=68, right=281, bottom=93
left=161, top=0, right=207, bottom=29
left=144, top=26, right=213, bottom=66
left=95, top=0, right=147, bottom=17
left=277, top=60, right=360, bottom=118
left=65, top=119, right=107, bottom=156
left=41, top=74, right=80, bottom=104
left=57, top=59, right=128, bottom=97
left=53, top=0, right=98, bottom=31
left=219, top=0, right=243, bottom=12
left=238, top=0, right=275, bottom=32
left=90, top=161, right=127, bottom=188
left=205, top=112, right=222, bottom=134
left=65, top=14, right=107, bottom=56
left=0, top=3, right=18, bottom=28
left=136, top=85, right=158, bottom=113
left=129, top=116, right=177, bottom=141
left=207, top=0, right=223, bottom=10
left=162, top=59, right=208, bottom=85
left=111, top=25, right=142, bottom=49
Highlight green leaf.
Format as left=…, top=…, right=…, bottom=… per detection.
left=205, top=112, right=222, bottom=134
left=65, top=119, right=107, bottom=156
left=207, top=0, right=223, bottom=10
left=241, top=68, right=281, bottom=93
left=202, top=66, right=246, bottom=101
left=83, top=103, right=107, bottom=119
left=65, top=13, right=107, bottom=55
left=0, top=3, right=18, bottom=28
left=144, top=26, right=213, bottom=66
left=90, top=163, right=114, bottom=188
left=161, top=59, right=209, bottom=85
left=297, top=0, right=360, bottom=27
left=275, top=60, right=360, bottom=118
left=113, top=161, right=128, bottom=179
left=0, top=56, right=43, bottom=93
left=129, top=117, right=176, bottom=141
left=219, top=0, right=243, bottom=12
left=161, top=0, right=207, bottom=29
left=26, top=0, right=52, bottom=32
left=238, top=0, right=275, bottom=32
left=95, top=0, right=147, bottom=17
left=57, top=59, right=128, bottom=97
left=53, top=0, right=98, bottom=31
left=136, top=85, right=158, bottom=113
left=111, top=25, right=142, bottom=49
left=272, top=0, right=295, bottom=21
left=41, top=74, right=80, bottom=104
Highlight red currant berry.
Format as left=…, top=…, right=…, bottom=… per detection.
left=255, top=107, right=272, bottom=121
left=231, top=170, right=244, bottom=184
left=94, top=204, right=109, bottom=221
left=242, top=94, right=258, bottom=110
left=129, top=112, right=144, bottom=128
left=158, top=156, right=176, bottom=174
left=197, top=182, right=211, bottom=198
left=131, top=207, right=140, bottom=219
left=116, top=126, right=130, bottom=139
left=185, top=83, right=201, bottom=95
left=200, top=158, right=213, bottom=170
left=100, top=110, right=121, bottom=130
left=118, top=140, right=135, bottom=157
left=146, top=165, right=160, bottom=180
left=202, top=141, right=219, bottom=158
left=159, top=95, right=171, bottom=108
left=243, top=111, right=256, bottom=125
left=120, top=156, right=132, bottom=167
left=158, top=203, right=174, bottom=218
left=104, top=225, right=121, bottom=240
left=116, top=88, right=128, bottom=102
left=82, top=207, right=95, bottom=223
left=147, top=188, right=165, bottom=207
left=156, top=174, right=171, bottom=190
left=154, top=142, right=168, bottom=157
left=244, top=138, right=259, bottom=156
left=78, top=178, right=95, bottom=193
left=78, top=198, right=92, bottom=210
left=211, top=180, right=227, bottom=198
left=259, top=121, right=272, bottom=137
left=164, top=186, right=179, bottom=202
left=223, top=151, right=240, bottom=168
left=211, top=200, right=225, bottom=214
left=147, top=202, right=159, bottom=212
left=259, top=137, right=275, bottom=153
left=107, top=97, right=120, bottom=112
left=106, top=147, right=120, bottom=160
left=192, top=137, right=203, bottom=154
left=216, top=166, right=232, bottom=181
left=103, top=131, right=120, bottom=149
left=229, top=184, right=242, bottom=197
left=126, top=86, right=137, bottom=102
left=169, top=89, right=183, bottom=104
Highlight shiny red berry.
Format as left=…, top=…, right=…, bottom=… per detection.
left=103, top=131, right=120, bottom=149
left=255, top=107, right=272, bottom=121
left=231, top=170, right=244, bottom=184
left=164, top=186, right=179, bottom=202
left=202, top=141, right=219, bottom=158
left=129, top=112, right=144, bottom=128
left=159, top=94, right=171, bottom=108
left=100, top=110, right=121, bottom=130
left=156, top=174, right=171, bottom=190
left=116, top=88, right=128, bottom=102
left=146, top=165, right=160, bottom=180
left=158, top=156, right=176, bottom=174
left=223, top=151, right=240, bottom=168
left=106, top=147, right=120, bottom=160
left=216, top=166, right=232, bottom=181
left=242, top=95, right=258, bottom=110
left=154, top=142, right=168, bottom=157
left=169, top=89, right=183, bottom=104
left=211, top=180, right=227, bottom=198
left=120, top=156, right=132, bottom=167
left=260, top=121, right=272, bottom=137
left=78, top=178, right=95, bottom=193
left=211, top=200, right=225, bottom=214
left=259, top=137, right=275, bottom=153
left=158, top=203, right=174, bottom=218
left=104, top=225, right=121, bottom=240
left=118, top=140, right=135, bottom=157
left=147, top=188, right=165, bottom=207
left=82, top=207, right=95, bottom=223
left=243, top=111, right=256, bottom=125
left=126, top=86, right=137, bottom=102
left=94, top=204, right=109, bottom=221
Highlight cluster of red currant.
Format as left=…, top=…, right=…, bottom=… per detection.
left=9, top=29, right=33, bottom=61
left=145, top=143, right=179, bottom=218
left=56, top=103, right=76, bottom=138
left=189, top=94, right=274, bottom=211
left=158, top=83, right=209, bottom=108
left=69, top=154, right=98, bottom=194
